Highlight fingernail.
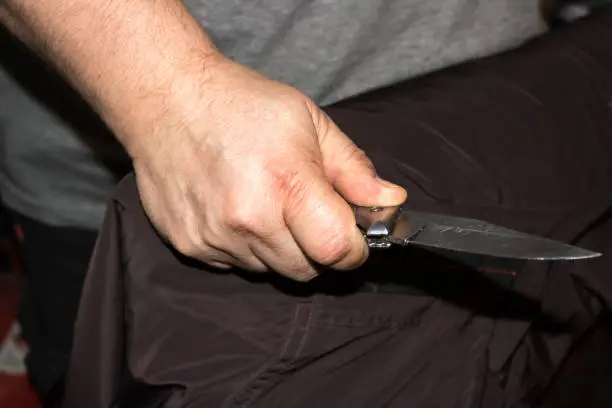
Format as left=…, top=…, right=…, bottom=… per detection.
left=375, top=176, right=407, bottom=205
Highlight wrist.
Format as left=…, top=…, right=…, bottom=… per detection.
left=114, top=51, right=230, bottom=161
left=3, top=0, right=228, bottom=160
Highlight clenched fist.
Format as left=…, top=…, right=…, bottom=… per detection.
left=130, top=57, right=406, bottom=281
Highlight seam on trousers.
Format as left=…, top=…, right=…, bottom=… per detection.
left=224, top=302, right=314, bottom=408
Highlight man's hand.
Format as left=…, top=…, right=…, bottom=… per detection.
left=1, top=0, right=405, bottom=280
left=132, top=58, right=406, bottom=280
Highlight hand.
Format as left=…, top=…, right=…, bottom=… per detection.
left=130, top=57, right=406, bottom=281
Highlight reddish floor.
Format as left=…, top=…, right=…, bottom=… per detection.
left=0, top=275, right=41, bottom=408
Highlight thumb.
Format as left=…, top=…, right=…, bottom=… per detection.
left=318, top=116, right=407, bottom=207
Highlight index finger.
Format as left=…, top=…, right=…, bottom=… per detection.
left=282, top=164, right=368, bottom=270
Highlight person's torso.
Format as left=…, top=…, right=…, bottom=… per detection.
left=0, top=0, right=546, bottom=228
left=186, top=0, right=546, bottom=105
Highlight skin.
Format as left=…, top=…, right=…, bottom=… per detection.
left=0, top=0, right=407, bottom=281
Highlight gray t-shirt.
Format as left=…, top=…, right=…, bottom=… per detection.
left=0, top=0, right=546, bottom=229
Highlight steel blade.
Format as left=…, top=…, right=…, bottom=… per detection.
left=387, top=210, right=601, bottom=260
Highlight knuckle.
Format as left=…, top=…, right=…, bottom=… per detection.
left=224, top=204, right=265, bottom=237
left=267, top=166, right=313, bottom=215
left=346, top=146, right=375, bottom=172
left=172, top=235, right=201, bottom=258
left=311, top=230, right=353, bottom=266
left=169, top=223, right=216, bottom=261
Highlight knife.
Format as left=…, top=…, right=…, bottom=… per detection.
left=353, top=205, right=601, bottom=260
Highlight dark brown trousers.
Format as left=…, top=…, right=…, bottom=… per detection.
left=64, top=9, right=612, bottom=408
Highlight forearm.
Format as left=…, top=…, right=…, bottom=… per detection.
left=0, top=0, right=221, bottom=154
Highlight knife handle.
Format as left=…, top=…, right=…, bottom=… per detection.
left=352, top=205, right=401, bottom=238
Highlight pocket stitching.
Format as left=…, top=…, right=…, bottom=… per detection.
left=224, top=302, right=314, bottom=408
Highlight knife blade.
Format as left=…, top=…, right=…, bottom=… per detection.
left=353, top=205, right=601, bottom=260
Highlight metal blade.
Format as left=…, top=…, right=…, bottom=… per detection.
left=388, top=210, right=600, bottom=260
left=353, top=206, right=601, bottom=260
